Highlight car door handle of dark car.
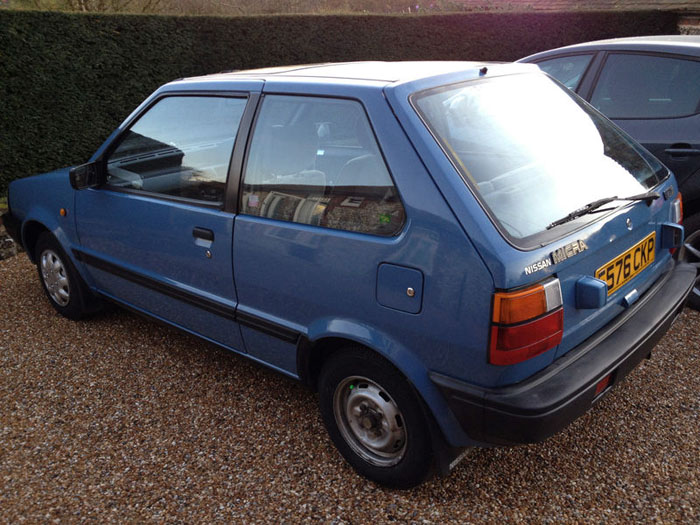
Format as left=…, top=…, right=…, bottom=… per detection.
left=192, top=227, right=214, bottom=242
left=664, top=148, right=700, bottom=157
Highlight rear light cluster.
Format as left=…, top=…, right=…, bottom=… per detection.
left=672, top=192, right=683, bottom=224
left=670, top=193, right=683, bottom=255
left=489, top=278, right=563, bottom=366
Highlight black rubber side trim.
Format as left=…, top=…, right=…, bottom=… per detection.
left=236, top=311, right=300, bottom=343
left=73, top=249, right=299, bottom=343
left=74, top=249, right=237, bottom=320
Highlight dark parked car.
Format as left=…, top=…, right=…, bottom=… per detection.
left=2, top=62, right=695, bottom=488
left=519, top=36, right=700, bottom=233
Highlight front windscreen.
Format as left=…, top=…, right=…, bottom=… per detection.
left=412, top=73, right=665, bottom=244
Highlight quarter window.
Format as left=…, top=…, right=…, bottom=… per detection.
left=106, top=96, right=247, bottom=203
left=591, top=53, right=700, bottom=119
left=241, top=95, right=405, bottom=236
left=535, top=54, right=593, bottom=90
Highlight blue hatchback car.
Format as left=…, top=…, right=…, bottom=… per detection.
left=2, top=62, right=695, bottom=488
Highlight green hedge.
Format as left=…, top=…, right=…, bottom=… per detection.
left=0, top=9, right=679, bottom=195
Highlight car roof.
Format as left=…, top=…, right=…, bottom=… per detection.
left=179, top=61, right=496, bottom=85
left=519, top=35, right=700, bottom=61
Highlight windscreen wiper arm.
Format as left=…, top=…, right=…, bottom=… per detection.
left=546, top=191, right=660, bottom=230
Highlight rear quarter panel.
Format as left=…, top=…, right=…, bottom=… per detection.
left=232, top=80, right=498, bottom=445
left=385, top=68, right=682, bottom=386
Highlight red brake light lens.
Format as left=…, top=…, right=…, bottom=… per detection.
left=594, top=374, right=612, bottom=397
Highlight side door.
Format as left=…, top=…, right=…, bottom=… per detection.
left=232, top=94, right=408, bottom=375
left=588, top=52, right=700, bottom=187
left=75, top=89, right=260, bottom=352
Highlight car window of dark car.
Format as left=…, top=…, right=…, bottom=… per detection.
left=240, top=95, right=405, bottom=236
left=106, top=96, right=247, bottom=204
left=535, top=54, right=593, bottom=90
left=591, top=53, right=700, bottom=119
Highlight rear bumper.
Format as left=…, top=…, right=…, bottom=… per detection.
left=431, top=260, right=696, bottom=446
left=1, top=212, right=21, bottom=246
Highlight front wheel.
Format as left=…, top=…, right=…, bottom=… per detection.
left=318, top=347, right=433, bottom=488
left=35, top=232, right=98, bottom=320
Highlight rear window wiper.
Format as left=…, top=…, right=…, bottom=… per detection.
left=546, top=191, right=660, bottom=230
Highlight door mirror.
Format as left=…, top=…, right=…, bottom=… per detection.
left=69, top=162, right=101, bottom=190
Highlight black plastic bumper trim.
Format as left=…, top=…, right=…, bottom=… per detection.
left=73, top=249, right=299, bottom=343
left=1, top=212, right=22, bottom=246
left=431, top=261, right=696, bottom=446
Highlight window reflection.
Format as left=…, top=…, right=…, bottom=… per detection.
left=241, top=96, right=405, bottom=236
left=107, top=96, right=246, bottom=203
left=414, top=74, right=664, bottom=240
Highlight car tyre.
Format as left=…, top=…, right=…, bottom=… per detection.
left=680, top=229, right=700, bottom=311
left=318, top=346, right=433, bottom=488
left=684, top=212, right=700, bottom=237
left=35, top=232, right=98, bottom=320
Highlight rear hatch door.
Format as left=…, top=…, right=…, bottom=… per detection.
left=389, top=67, right=680, bottom=382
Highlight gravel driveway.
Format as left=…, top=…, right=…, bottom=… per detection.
left=1, top=254, right=698, bottom=523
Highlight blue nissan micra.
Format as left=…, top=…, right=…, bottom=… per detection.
left=2, top=62, right=695, bottom=488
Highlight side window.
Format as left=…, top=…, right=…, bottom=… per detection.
left=241, top=95, right=405, bottom=236
left=536, top=54, right=593, bottom=90
left=591, top=53, right=700, bottom=119
left=106, top=96, right=247, bottom=204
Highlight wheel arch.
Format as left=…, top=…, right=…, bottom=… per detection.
left=296, top=320, right=477, bottom=450
left=21, top=220, right=51, bottom=263
left=297, top=324, right=425, bottom=394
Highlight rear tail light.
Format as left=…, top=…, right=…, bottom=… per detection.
left=671, top=192, right=683, bottom=224
left=489, top=278, right=563, bottom=366
left=670, top=193, right=683, bottom=255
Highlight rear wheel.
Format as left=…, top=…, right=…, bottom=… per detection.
left=683, top=212, right=700, bottom=237
left=318, top=347, right=433, bottom=488
left=680, top=229, right=700, bottom=311
left=35, top=232, right=97, bottom=320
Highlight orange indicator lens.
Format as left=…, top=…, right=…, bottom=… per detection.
left=492, top=285, right=547, bottom=324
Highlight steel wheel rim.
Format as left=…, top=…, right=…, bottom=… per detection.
left=332, top=375, right=407, bottom=467
left=40, top=249, right=71, bottom=307
left=680, top=231, right=700, bottom=303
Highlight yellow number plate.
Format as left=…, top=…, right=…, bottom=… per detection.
left=595, top=232, right=656, bottom=296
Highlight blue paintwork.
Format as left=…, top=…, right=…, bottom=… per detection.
left=576, top=276, right=608, bottom=309
left=6, top=62, right=685, bottom=448
left=8, top=168, right=79, bottom=262
left=660, top=222, right=684, bottom=250
left=376, top=263, right=424, bottom=314
left=75, top=188, right=246, bottom=351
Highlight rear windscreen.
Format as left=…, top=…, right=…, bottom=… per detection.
left=412, top=73, right=666, bottom=245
